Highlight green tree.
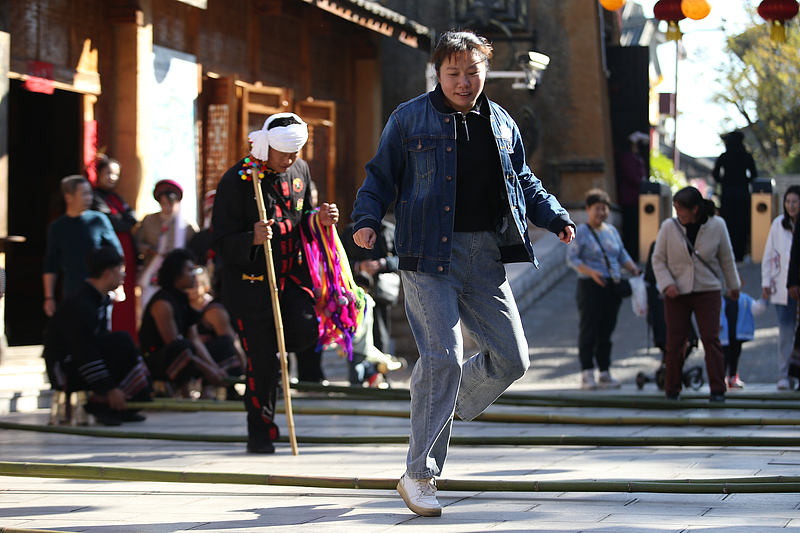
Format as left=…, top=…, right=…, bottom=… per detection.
left=711, top=21, right=800, bottom=174
left=650, top=150, right=687, bottom=192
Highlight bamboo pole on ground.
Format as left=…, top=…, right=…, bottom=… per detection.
left=291, top=381, right=800, bottom=406
left=252, top=175, right=298, bottom=455
left=122, top=401, right=800, bottom=426
left=4, top=420, right=800, bottom=448
left=2, top=461, right=800, bottom=494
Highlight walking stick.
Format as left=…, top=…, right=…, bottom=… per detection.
left=252, top=176, right=299, bottom=456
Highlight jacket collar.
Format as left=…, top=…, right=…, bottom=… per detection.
left=430, top=85, right=490, bottom=119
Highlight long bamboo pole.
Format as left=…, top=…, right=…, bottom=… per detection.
left=133, top=388, right=800, bottom=411
left=121, top=401, right=800, bottom=426
left=291, top=380, right=800, bottom=403
left=5, top=421, right=800, bottom=448
left=252, top=175, right=298, bottom=455
left=2, top=461, right=800, bottom=494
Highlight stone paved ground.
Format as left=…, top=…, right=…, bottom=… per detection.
left=2, top=260, right=799, bottom=532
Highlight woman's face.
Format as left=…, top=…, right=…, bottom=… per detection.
left=586, top=201, right=609, bottom=228
left=97, top=163, right=120, bottom=191
left=674, top=202, right=699, bottom=225
left=158, top=194, right=179, bottom=216
left=437, top=50, right=487, bottom=114
left=785, top=192, right=800, bottom=221
left=175, top=260, right=197, bottom=291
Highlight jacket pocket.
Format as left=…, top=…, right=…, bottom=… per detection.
left=496, top=137, right=514, bottom=154
left=408, top=138, right=435, bottom=180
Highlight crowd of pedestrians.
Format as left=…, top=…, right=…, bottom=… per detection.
left=36, top=27, right=798, bottom=520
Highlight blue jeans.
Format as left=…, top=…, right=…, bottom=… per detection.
left=401, top=231, right=530, bottom=479
left=776, top=300, right=797, bottom=380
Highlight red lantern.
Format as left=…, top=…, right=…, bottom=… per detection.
left=758, top=0, right=799, bottom=42
left=600, top=0, right=626, bottom=11
left=654, top=0, right=686, bottom=41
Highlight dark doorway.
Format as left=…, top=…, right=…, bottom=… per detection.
left=6, top=80, right=82, bottom=345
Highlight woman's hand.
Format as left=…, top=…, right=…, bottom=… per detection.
left=790, top=286, right=800, bottom=302
left=762, top=287, right=771, bottom=301
left=252, top=220, right=274, bottom=246
left=589, top=269, right=606, bottom=287
left=664, top=284, right=680, bottom=299
left=354, top=228, right=377, bottom=249
left=319, top=203, right=339, bottom=227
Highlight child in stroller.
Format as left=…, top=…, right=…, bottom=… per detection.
left=637, top=242, right=704, bottom=390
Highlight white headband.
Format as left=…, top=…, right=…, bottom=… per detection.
left=248, top=113, right=309, bottom=161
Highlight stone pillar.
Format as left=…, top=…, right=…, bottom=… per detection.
left=109, top=0, right=153, bottom=212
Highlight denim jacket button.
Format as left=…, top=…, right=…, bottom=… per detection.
left=438, top=266, right=444, bottom=272
left=446, top=175, right=452, bottom=181
left=444, top=117, right=450, bottom=123
left=446, top=146, right=452, bottom=152
left=442, top=237, right=448, bottom=243
left=444, top=206, right=450, bottom=212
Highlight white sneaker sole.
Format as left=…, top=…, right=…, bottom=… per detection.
left=397, top=479, right=442, bottom=517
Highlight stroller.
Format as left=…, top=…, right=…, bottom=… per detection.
left=636, top=242, right=705, bottom=391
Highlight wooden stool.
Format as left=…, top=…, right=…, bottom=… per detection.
left=48, top=389, right=89, bottom=426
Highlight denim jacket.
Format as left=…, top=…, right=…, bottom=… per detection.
left=352, top=87, right=573, bottom=275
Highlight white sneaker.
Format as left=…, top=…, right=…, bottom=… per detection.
left=581, top=369, right=597, bottom=390
left=397, top=473, right=442, bottom=517
left=598, top=371, right=622, bottom=389
left=777, top=378, right=792, bottom=390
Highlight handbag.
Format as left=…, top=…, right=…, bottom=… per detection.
left=374, top=271, right=401, bottom=305
left=588, top=225, right=632, bottom=298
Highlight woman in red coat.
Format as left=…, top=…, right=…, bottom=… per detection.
left=91, top=155, right=139, bottom=338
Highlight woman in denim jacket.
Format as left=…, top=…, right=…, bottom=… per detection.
left=351, top=30, right=575, bottom=517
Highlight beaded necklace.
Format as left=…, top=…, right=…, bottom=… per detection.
left=238, top=155, right=267, bottom=181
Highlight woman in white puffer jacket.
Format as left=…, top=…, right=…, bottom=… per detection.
left=761, top=185, right=800, bottom=390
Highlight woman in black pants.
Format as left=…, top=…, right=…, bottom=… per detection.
left=567, top=189, right=640, bottom=389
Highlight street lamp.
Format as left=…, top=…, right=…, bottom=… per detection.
left=486, top=50, right=551, bottom=91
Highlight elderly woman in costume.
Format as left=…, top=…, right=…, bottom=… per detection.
left=211, top=112, right=339, bottom=454
left=135, top=179, right=199, bottom=310
left=351, top=30, right=575, bottom=517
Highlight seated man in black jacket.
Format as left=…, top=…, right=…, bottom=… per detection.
left=44, top=246, right=153, bottom=426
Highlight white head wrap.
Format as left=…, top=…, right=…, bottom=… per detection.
left=248, top=112, right=309, bottom=161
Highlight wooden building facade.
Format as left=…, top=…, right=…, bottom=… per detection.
left=0, top=0, right=430, bottom=345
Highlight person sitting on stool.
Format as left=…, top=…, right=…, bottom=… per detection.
left=44, top=246, right=153, bottom=426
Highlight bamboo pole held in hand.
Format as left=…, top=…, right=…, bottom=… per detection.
left=252, top=176, right=299, bottom=456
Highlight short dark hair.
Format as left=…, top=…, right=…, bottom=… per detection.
left=61, top=175, right=89, bottom=196
left=157, top=248, right=197, bottom=289
left=585, top=188, right=610, bottom=208
left=432, top=30, right=493, bottom=75
left=87, top=246, right=124, bottom=279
